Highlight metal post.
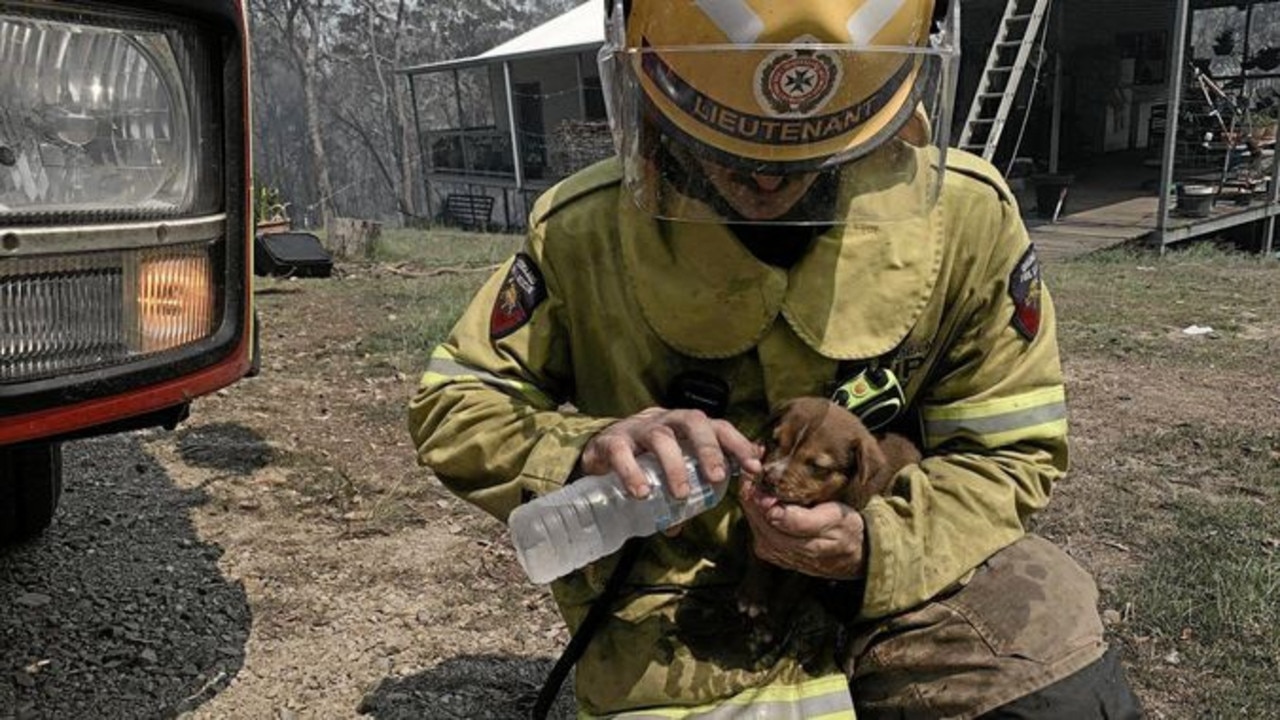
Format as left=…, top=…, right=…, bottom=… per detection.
left=1240, top=3, right=1268, bottom=258
left=453, top=69, right=472, bottom=175
left=1267, top=89, right=1280, bottom=257
left=1156, top=0, right=1190, bottom=254
left=451, top=69, right=466, bottom=127
left=1267, top=1, right=1280, bottom=257
left=575, top=52, right=588, bottom=119
left=407, top=73, right=434, bottom=224
left=1049, top=0, right=1064, bottom=175
left=504, top=61, right=525, bottom=189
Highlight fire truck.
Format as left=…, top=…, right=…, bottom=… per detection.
left=0, top=0, right=255, bottom=542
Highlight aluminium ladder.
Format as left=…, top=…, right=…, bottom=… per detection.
left=957, top=0, right=1052, bottom=161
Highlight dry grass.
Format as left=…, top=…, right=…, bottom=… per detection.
left=1045, top=243, right=1280, bottom=718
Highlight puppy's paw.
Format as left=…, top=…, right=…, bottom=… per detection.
left=738, top=557, right=773, bottom=620
left=746, top=621, right=776, bottom=657
left=737, top=593, right=768, bottom=619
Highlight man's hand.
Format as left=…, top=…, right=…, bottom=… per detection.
left=579, top=407, right=762, bottom=501
left=739, top=478, right=869, bottom=580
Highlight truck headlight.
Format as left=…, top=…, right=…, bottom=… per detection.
left=0, top=3, right=234, bottom=386
left=1, top=230, right=224, bottom=383
left=0, top=7, right=217, bottom=222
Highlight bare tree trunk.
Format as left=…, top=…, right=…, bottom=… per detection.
left=364, top=0, right=417, bottom=225
left=391, top=0, right=419, bottom=224
left=302, top=49, right=336, bottom=230
left=300, top=3, right=336, bottom=231
left=252, top=0, right=337, bottom=231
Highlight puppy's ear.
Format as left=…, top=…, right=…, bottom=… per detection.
left=762, top=399, right=799, bottom=445
left=844, top=427, right=888, bottom=510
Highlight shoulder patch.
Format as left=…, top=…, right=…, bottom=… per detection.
left=490, top=253, right=548, bottom=340
left=1009, top=245, right=1042, bottom=341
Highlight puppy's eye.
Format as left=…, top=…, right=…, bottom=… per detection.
left=806, top=457, right=834, bottom=472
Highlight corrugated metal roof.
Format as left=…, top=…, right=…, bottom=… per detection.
left=399, top=1, right=603, bottom=75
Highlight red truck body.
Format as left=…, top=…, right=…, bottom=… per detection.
left=0, top=0, right=255, bottom=541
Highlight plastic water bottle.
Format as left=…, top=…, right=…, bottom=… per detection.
left=508, top=453, right=735, bottom=584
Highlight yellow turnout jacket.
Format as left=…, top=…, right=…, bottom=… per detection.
left=408, top=150, right=1068, bottom=715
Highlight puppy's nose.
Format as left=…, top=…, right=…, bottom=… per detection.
left=762, top=459, right=787, bottom=483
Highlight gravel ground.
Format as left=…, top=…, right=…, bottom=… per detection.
left=1, top=426, right=576, bottom=720
left=2, top=267, right=587, bottom=720
left=1, top=436, right=250, bottom=720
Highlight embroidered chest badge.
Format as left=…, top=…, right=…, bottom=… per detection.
left=1009, top=246, right=1043, bottom=341
left=490, top=253, right=548, bottom=340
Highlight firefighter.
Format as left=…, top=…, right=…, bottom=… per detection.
left=409, top=0, right=1142, bottom=717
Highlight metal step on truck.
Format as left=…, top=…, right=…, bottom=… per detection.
left=1, top=0, right=257, bottom=543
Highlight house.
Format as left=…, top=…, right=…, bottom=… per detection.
left=400, top=0, right=1278, bottom=257
left=399, top=2, right=610, bottom=231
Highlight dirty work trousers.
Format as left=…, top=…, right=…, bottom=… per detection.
left=845, top=534, right=1144, bottom=720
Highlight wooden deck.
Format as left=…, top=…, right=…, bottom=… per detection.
left=1026, top=196, right=1157, bottom=261
left=1018, top=157, right=1278, bottom=261
left=1026, top=193, right=1280, bottom=261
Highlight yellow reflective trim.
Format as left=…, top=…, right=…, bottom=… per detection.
left=583, top=673, right=854, bottom=720
left=926, top=418, right=1068, bottom=449
left=418, top=371, right=455, bottom=388
left=922, top=385, right=1065, bottom=422
left=420, top=345, right=556, bottom=409
left=922, top=386, right=1067, bottom=448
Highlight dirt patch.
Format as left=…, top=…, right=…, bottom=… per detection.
left=149, top=265, right=575, bottom=718
left=139, top=256, right=1280, bottom=718
left=7, top=250, right=1277, bottom=719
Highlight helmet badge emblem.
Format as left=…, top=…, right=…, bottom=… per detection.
left=755, top=47, right=842, bottom=116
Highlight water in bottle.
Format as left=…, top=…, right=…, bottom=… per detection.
left=508, top=453, right=734, bottom=584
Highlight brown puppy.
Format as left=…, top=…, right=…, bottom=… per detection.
left=739, top=397, right=921, bottom=624
left=757, top=397, right=919, bottom=510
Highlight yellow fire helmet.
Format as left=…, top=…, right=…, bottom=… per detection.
left=599, top=0, right=958, bottom=224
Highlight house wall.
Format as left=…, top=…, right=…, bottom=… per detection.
left=1060, top=0, right=1173, bottom=156
left=487, top=55, right=591, bottom=133
left=958, top=0, right=1175, bottom=164
left=486, top=52, right=601, bottom=167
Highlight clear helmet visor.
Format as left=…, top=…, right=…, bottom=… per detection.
left=600, top=43, right=955, bottom=225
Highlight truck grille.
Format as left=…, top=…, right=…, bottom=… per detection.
left=1, top=260, right=128, bottom=382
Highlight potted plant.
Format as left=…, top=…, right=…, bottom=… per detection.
left=1252, top=112, right=1277, bottom=144
left=1176, top=183, right=1217, bottom=218
left=254, top=183, right=291, bottom=235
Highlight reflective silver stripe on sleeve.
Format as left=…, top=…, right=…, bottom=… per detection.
left=926, top=401, right=1066, bottom=439
left=922, top=387, right=1067, bottom=449
left=421, top=346, right=555, bottom=409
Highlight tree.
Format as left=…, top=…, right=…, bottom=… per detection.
left=249, top=0, right=581, bottom=227
left=250, top=0, right=339, bottom=230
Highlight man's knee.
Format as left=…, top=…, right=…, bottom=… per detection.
left=849, top=535, right=1134, bottom=719
left=979, top=647, right=1143, bottom=720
